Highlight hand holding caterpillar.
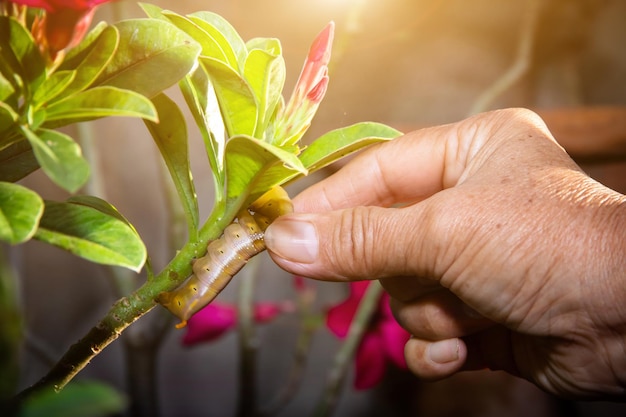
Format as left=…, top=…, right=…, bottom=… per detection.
left=157, top=187, right=293, bottom=328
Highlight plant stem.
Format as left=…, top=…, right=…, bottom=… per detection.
left=78, top=118, right=173, bottom=416
left=236, top=256, right=261, bottom=417
left=14, top=204, right=238, bottom=401
left=123, top=339, right=160, bottom=417
left=114, top=159, right=186, bottom=417
left=260, top=284, right=319, bottom=417
left=312, top=281, right=384, bottom=417
left=468, top=0, right=542, bottom=115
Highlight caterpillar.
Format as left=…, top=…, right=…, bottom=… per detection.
left=157, top=187, right=293, bottom=328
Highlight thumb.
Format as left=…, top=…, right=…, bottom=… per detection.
left=265, top=205, right=433, bottom=281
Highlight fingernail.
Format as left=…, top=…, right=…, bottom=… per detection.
left=428, top=339, right=459, bottom=364
left=265, top=218, right=318, bottom=264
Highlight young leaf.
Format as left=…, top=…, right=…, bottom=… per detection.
left=246, top=37, right=281, bottom=54
left=0, top=16, right=46, bottom=96
left=299, top=122, right=403, bottom=172
left=32, top=70, right=76, bottom=106
left=43, top=86, right=158, bottom=127
left=179, top=66, right=225, bottom=184
left=224, top=135, right=306, bottom=206
left=200, top=57, right=257, bottom=137
left=55, top=25, right=120, bottom=100
left=0, top=182, right=43, bottom=244
left=94, top=19, right=201, bottom=98
left=144, top=93, right=199, bottom=234
left=35, top=200, right=147, bottom=272
left=243, top=42, right=286, bottom=138
left=138, top=2, right=167, bottom=19
left=20, top=127, right=90, bottom=193
left=248, top=122, right=403, bottom=195
left=161, top=11, right=229, bottom=63
left=244, top=162, right=299, bottom=201
left=189, top=12, right=247, bottom=70
left=62, top=21, right=108, bottom=66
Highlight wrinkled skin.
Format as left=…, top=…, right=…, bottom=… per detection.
left=265, top=108, right=626, bottom=400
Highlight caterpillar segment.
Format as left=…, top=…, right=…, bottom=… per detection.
left=157, top=187, right=293, bottom=328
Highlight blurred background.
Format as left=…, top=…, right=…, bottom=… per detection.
left=14, top=0, right=626, bottom=416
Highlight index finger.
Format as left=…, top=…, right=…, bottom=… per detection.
left=293, top=126, right=447, bottom=212
left=292, top=109, right=555, bottom=213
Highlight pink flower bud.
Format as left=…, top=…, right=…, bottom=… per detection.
left=273, top=22, right=334, bottom=147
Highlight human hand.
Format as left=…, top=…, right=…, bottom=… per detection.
left=265, top=108, right=626, bottom=399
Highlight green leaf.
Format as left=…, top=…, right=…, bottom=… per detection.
left=43, top=86, right=158, bottom=127
left=0, top=100, right=19, bottom=137
left=162, top=11, right=229, bottom=63
left=62, top=21, right=108, bottom=65
left=138, top=2, right=165, bottom=19
left=32, top=70, right=76, bottom=106
left=249, top=122, right=403, bottom=194
left=145, top=93, right=199, bottom=234
left=66, top=195, right=144, bottom=254
left=35, top=200, right=147, bottom=272
left=95, top=19, right=201, bottom=98
left=0, top=140, right=39, bottom=182
left=67, top=195, right=136, bottom=230
left=179, top=66, right=225, bottom=184
left=247, top=162, right=302, bottom=199
left=56, top=25, right=119, bottom=100
left=20, top=380, right=127, bottom=417
left=0, top=16, right=46, bottom=96
left=246, top=37, right=281, bottom=54
left=200, top=56, right=257, bottom=137
left=26, top=107, right=46, bottom=131
left=0, top=182, right=43, bottom=244
left=189, top=11, right=247, bottom=70
left=225, top=135, right=306, bottom=207
left=0, top=71, right=15, bottom=102
left=299, top=122, right=403, bottom=172
left=21, top=127, right=90, bottom=193
left=243, top=41, right=285, bottom=138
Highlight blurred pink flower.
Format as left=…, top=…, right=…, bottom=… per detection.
left=182, top=301, right=287, bottom=346
left=274, top=21, right=334, bottom=148
left=8, top=0, right=115, bottom=55
left=327, top=281, right=410, bottom=390
left=7, top=0, right=111, bottom=10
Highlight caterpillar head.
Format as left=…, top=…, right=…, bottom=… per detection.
left=250, top=186, right=293, bottom=223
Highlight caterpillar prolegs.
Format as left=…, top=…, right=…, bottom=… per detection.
left=157, top=187, right=293, bottom=328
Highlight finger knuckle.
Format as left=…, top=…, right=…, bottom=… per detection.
left=325, top=206, right=383, bottom=279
